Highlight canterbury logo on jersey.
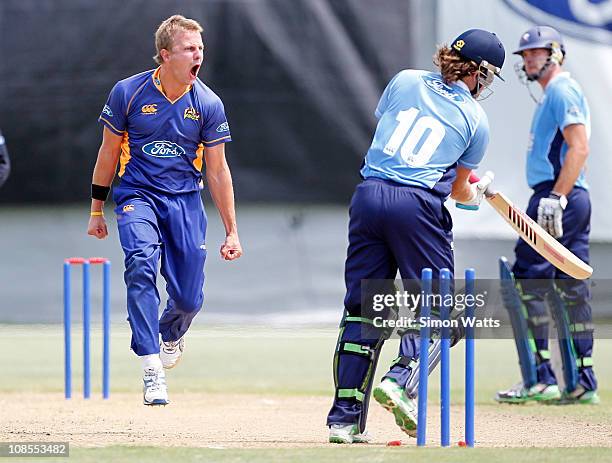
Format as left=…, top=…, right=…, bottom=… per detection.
left=184, top=107, right=200, bottom=120
left=142, top=104, right=158, bottom=115
left=216, top=122, right=229, bottom=132
left=123, top=204, right=135, bottom=212
left=142, top=141, right=186, bottom=158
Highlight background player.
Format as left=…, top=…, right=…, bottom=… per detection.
left=327, top=29, right=505, bottom=443
left=87, top=15, right=242, bottom=406
left=496, top=26, right=598, bottom=405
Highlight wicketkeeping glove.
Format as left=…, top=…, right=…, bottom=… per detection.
left=537, top=193, right=566, bottom=238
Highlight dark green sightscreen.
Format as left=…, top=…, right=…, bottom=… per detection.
left=0, top=0, right=415, bottom=203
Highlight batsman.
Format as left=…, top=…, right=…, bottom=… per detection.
left=326, top=29, right=505, bottom=443
left=496, top=26, right=598, bottom=405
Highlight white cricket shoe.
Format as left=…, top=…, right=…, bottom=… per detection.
left=160, top=337, right=185, bottom=369
left=328, top=423, right=372, bottom=444
left=373, top=378, right=418, bottom=437
left=143, top=367, right=169, bottom=406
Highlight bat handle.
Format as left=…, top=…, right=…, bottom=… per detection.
left=468, top=172, right=496, bottom=198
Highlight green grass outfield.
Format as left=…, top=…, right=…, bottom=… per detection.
left=2, top=325, right=612, bottom=461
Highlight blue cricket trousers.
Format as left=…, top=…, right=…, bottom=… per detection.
left=512, top=181, right=596, bottom=391
left=328, top=177, right=454, bottom=426
left=114, top=184, right=207, bottom=355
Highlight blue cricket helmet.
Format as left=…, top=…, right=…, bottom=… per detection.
left=514, top=26, right=565, bottom=55
left=451, top=29, right=505, bottom=79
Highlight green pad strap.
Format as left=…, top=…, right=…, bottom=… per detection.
left=576, top=357, right=593, bottom=368
left=528, top=315, right=550, bottom=326
left=517, top=284, right=536, bottom=302
left=342, top=342, right=372, bottom=356
left=344, top=316, right=374, bottom=325
left=538, top=349, right=551, bottom=360
left=337, top=388, right=365, bottom=402
left=390, top=356, right=417, bottom=369
left=569, top=323, right=594, bottom=333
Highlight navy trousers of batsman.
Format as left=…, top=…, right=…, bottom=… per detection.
left=114, top=184, right=208, bottom=355
left=513, top=182, right=597, bottom=393
left=326, top=178, right=454, bottom=431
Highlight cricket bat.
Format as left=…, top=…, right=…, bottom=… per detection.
left=485, top=191, right=592, bottom=279
left=468, top=174, right=593, bottom=280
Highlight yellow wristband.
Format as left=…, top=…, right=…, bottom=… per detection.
left=90, top=211, right=104, bottom=217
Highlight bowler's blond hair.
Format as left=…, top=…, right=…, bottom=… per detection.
left=433, top=45, right=479, bottom=84
left=154, top=15, right=203, bottom=65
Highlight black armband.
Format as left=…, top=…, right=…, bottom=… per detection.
left=91, top=184, right=111, bottom=201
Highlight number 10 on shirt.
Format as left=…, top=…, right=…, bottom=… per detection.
left=383, top=107, right=446, bottom=167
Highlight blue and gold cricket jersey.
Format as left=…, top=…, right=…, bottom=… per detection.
left=361, top=70, right=489, bottom=197
left=526, top=72, right=589, bottom=189
left=99, top=67, right=231, bottom=194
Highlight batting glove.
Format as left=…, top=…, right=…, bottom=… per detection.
left=456, top=171, right=494, bottom=211
left=537, top=193, right=567, bottom=238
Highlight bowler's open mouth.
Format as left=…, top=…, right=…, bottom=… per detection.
left=190, top=64, right=200, bottom=78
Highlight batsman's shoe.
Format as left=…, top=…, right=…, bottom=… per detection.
left=160, top=337, right=185, bottom=369
left=553, top=385, right=600, bottom=405
left=495, top=382, right=560, bottom=404
left=373, top=378, right=417, bottom=437
left=328, top=424, right=372, bottom=444
left=143, top=367, right=169, bottom=406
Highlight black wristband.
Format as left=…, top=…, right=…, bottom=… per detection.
left=91, top=184, right=111, bottom=201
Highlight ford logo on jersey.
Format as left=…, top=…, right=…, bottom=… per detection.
left=142, top=141, right=186, bottom=158
left=421, top=75, right=464, bottom=103
left=503, top=0, right=612, bottom=45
